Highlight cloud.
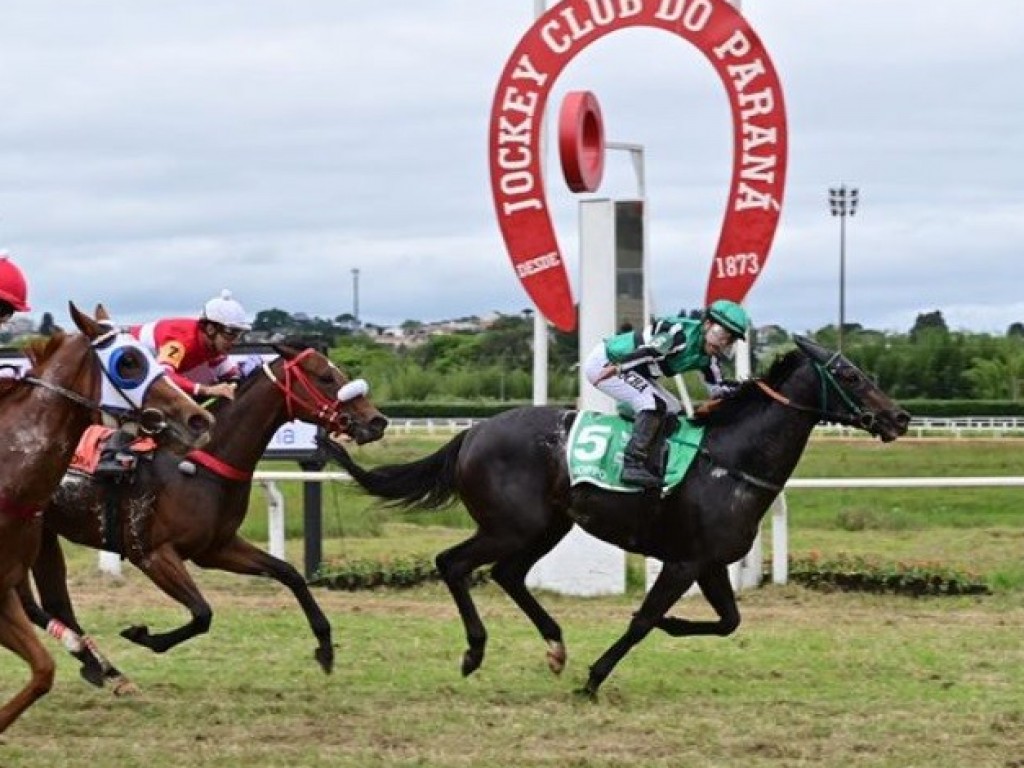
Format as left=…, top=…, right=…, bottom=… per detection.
left=0, top=0, right=1021, bottom=336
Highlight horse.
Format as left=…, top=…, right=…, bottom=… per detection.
left=18, top=343, right=388, bottom=693
left=318, top=336, right=910, bottom=698
left=0, top=302, right=214, bottom=734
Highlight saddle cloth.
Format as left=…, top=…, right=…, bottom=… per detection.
left=70, top=425, right=158, bottom=475
left=566, top=411, right=705, bottom=494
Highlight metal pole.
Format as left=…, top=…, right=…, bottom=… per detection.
left=839, top=212, right=846, bottom=354
left=300, top=457, right=326, bottom=580
left=532, top=0, right=549, bottom=406
left=352, top=268, right=360, bottom=326
left=829, top=185, right=858, bottom=354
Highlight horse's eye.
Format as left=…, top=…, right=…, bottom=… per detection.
left=116, top=351, right=142, bottom=380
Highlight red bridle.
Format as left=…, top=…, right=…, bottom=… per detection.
left=262, top=349, right=353, bottom=431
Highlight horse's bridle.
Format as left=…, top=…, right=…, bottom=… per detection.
left=260, top=349, right=366, bottom=432
left=695, top=351, right=883, bottom=495
left=754, top=352, right=877, bottom=432
left=6, top=328, right=171, bottom=433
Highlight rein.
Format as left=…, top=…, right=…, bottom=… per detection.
left=696, top=353, right=872, bottom=494
left=260, top=350, right=350, bottom=431
left=753, top=359, right=865, bottom=428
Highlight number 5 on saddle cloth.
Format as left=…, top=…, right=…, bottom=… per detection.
left=566, top=411, right=705, bottom=494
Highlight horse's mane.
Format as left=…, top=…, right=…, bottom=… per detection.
left=204, top=341, right=319, bottom=418
left=691, top=348, right=804, bottom=428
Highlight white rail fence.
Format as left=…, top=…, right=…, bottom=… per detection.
left=97, top=474, right=1024, bottom=589
left=388, top=416, right=1024, bottom=439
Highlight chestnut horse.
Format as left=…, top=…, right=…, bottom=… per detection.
left=19, top=344, right=387, bottom=693
left=0, top=303, right=214, bottom=734
left=319, top=336, right=911, bottom=698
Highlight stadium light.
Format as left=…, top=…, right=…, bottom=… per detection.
left=828, top=185, right=859, bottom=353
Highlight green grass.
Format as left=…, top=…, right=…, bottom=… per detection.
left=2, top=437, right=1022, bottom=765
left=1, top=567, right=1022, bottom=767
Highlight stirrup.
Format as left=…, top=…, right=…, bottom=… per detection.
left=94, top=453, right=137, bottom=479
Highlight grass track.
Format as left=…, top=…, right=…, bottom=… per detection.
left=1, top=569, right=1022, bottom=767
left=0, top=437, right=1021, bottom=766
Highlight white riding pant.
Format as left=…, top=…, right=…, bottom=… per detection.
left=582, top=343, right=682, bottom=416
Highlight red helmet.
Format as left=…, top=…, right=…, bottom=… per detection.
left=0, top=256, right=29, bottom=311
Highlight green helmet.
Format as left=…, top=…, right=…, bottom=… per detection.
left=706, top=299, right=750, bottom=338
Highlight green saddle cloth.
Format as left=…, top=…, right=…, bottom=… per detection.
left=566, top=410, right=705, bottom=493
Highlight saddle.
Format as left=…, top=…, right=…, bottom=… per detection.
left=71, top=425, right=157, bottom=480
left=566, top=411, right=705, bottom=494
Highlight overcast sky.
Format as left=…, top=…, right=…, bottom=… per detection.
left=1, top=1, right=1021, bottom=335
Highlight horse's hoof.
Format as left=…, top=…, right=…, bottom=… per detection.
left=79, top=664, right=106, bottom=688
left=120, top=625, right=149, bottom=645
left=461, top=648, right=483, bottom=677
left=573, top=685, right=599, bottom=703
left=314, top=645, right=334, bottom=675
left=546, top=640, right=567, bottom=675
left=111, top=677, right=140, bottom=697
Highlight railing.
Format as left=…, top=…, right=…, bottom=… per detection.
left=98, top=473, right=1024, bottom=590
left=388, top=416, right=1024, bottom=438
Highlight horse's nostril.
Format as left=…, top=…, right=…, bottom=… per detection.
left=188, top=413, right=212, bottom=436
left=371, top=416, right=389, bottom=433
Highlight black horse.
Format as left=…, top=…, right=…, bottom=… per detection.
left=320, top=336, right=910, bottom=697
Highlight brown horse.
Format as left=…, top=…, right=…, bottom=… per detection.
left=19, top=344, right=387, bottom=692
left=0, top=303, right=214, bottom=734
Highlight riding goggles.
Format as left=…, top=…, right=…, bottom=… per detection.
left=705, top=323, right=740, bottom=358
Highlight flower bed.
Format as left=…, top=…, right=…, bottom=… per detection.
left=311, top=555, right=489, bottom=591
left=786, top=552, right=990, bottom=597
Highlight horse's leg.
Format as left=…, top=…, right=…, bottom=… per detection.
left=193, top=535, right=334, bottom=674
left=0, top=587, right=55, bottom=734
left=120, top=544, right=213, bottom=653
left=26, top=529, right=135, bottom=693
left=581, top=559, right=699, bottom=700
left=654, top=563, right=741, bottom=638
left=436, top=531, right=526, bottom=677
left=489, top=515, right=573, bottom=675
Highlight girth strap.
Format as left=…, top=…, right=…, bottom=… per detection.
left=696, top=447, right=784, bottom=494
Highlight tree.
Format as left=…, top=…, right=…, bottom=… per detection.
left=334, top=312, right=359, bottom=331
left=253, top=308, right=292, bottom=333
left=1007, top=322, right=1024, bottom=338
left=38, top=312, right=59, bottom=337
left=910, top=310, right=948, bottom=340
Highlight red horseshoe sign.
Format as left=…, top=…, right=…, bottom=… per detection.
left=489, top=0, right=788, bottom=331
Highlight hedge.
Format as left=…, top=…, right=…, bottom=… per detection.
left=377, top=399, right=1024, bottom=419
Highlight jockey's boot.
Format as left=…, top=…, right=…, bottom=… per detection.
left=93, top=428, right=137, bottom=480
left=620, top=410, right=665, bottom=490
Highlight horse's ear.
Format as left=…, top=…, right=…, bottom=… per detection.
left=272, top=343, right=302, bottom=360
left=793, top=335, right=830, bottom=362
left=94, top=304, right=110, bottom=322
left=69, top=301, right=100, bottom=337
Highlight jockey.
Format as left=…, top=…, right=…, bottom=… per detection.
left=582, top=299, right=750, bottom=490
left=95, top=289, right=252, bottom=478
left=0, top=254, right=30, bottom=325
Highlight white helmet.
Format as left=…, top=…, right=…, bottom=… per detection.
left=201, top=289, right=251, bottom=330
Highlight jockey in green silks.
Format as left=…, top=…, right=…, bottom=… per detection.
left=582, top=299, right=751, bottom=490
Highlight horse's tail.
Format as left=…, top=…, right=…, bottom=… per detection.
left=318, top=431, right=466, bottom=510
